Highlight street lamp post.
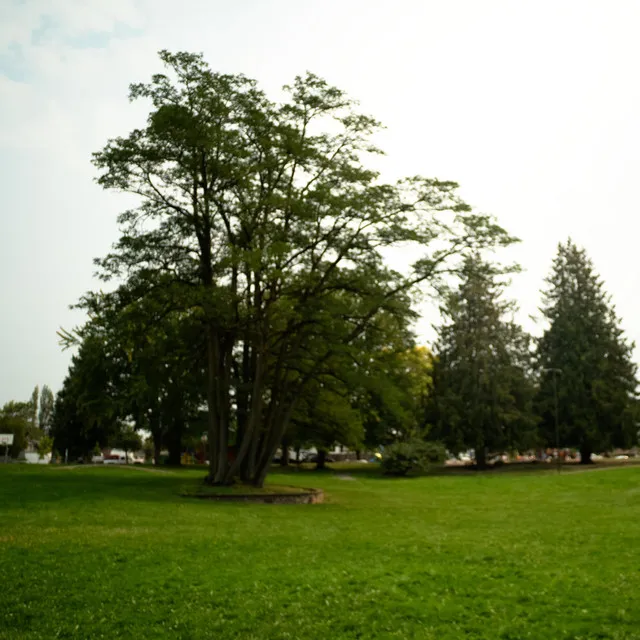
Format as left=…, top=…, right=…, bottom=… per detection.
left=544, top=367, right=562, bottom=473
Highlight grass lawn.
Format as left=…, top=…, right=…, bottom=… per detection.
left=1, top=464, right=640, bottom=639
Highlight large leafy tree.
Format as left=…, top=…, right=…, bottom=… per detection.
left=536, top=240, right=639, bottom=463
left=428, top=257, right=537, bottom=468
left=88, top=50, right=515, bottom=486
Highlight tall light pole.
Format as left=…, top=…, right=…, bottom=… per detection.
left=544, top=367, right=562, bottom=473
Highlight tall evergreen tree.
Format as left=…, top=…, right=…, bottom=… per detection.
left=29, top=386, right=39, bottom=437
left=428, top=257, right=537, bottom=468
left=536, top=240, right=639, bottom=463
left=38, top=385, right=55, bottom=434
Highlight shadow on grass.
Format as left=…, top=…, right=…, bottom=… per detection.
left=0, top=465, right=205, bottom=508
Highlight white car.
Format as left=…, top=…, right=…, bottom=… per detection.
left=104, top=454, right=127, bottom=464
left=91, top=455, right=104, bottom=464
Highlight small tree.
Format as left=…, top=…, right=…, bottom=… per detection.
left=112, top=426, right=142, bottom=464
left=289, top=381, right=364, bottom=470
left=37, top=435, right=54, bottom=460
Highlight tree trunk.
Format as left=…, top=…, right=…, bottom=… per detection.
left=226, top=352, right=265, bottom=483
left=205, top=325, right=222, bottom=483
left=475, top=444, right=487, bottom=470
left=580, top=444, right=594, bottom=465
left=280, top=436, right=290, bottom=467
left=253, top=402, right=297, bottom=487
left=316, top=449, right=327, bottom=471
left=234, top=342, right=252, bottom=448
left=149, top=411, right=162, bottom=466
left=167, top=418, right=183, bottom=466
left=214, top=334, right=236, bottom=483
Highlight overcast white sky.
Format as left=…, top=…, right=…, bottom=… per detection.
left=1, top=0, right=639, bottom=405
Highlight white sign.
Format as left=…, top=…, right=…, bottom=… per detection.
left=0, top=434, right=14, bottom=446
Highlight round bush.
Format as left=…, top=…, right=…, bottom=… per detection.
left=381, top=440, right=446, bottom=476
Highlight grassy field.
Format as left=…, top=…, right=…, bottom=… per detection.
left=1, top=464, right=640, bottom=639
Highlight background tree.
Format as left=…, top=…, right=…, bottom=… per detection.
left=84, top=50, right=516, bottom=486
left=60, top=288, right=208, bottom=466
left=0, top=401, right=30, bottom=458
left=289, top=378, right=364, bottom=470
left=142, top=437, right=155, bottom=462
left=38, top=385, right=55, bottom=434
left=29, top=386, right=39, bottom=434
left=51, top=335, right=120, bottom=460
left=111, top=425, right=143, bottom=463
left=535, top=240, right=639, bottom=463
left=282, top=303, right=421, bottom=466
left=428, top=257, right=537, bottom=468
left=360, top=345, right=434, bottom=449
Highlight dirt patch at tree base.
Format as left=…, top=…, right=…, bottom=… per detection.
left=181, top=487, right=324, bottom=504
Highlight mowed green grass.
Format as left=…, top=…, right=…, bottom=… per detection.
left=1, top=465, right=640, bottom=639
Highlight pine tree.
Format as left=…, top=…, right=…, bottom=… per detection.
left=536, top=240, right=639, bottom=463
left=428, top=257, right=537, bottom=468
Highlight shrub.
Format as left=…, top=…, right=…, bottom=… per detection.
left=381, top=440, right=446, bottom=476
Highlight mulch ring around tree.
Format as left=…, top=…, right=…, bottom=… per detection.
left=180, top=483, right=324, bottom=504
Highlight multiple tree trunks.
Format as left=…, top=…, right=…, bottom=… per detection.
left=75, top=51, right=637, bottom=489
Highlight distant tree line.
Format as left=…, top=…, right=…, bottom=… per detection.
left=0, top=385, right=54, bottom=459
left=18, top=50, right=635, bottom=482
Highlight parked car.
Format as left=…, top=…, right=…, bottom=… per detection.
left=91, top=454, right=104, bottom=464
left=104, top=454, right=127, bottom=465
